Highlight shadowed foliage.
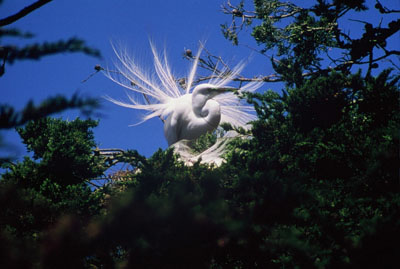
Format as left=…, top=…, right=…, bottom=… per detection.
left=0, top=0, right=399, bottom=268
left=0, top=0, right=101, bottom=162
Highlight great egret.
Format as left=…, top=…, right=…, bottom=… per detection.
left=105, top=43, right=262, bottom=146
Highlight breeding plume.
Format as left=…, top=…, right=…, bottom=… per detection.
left=105, top=43, right=262, bottom=146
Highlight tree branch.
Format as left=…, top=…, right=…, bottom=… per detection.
left=375, top=0, right=400, bottom=14
left=0, top=0, right=52, bottom=27
left=0, top=93, right=98, bottom=129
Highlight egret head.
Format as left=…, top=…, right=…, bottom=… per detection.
left=191, top=83, right=237, bottom=122
left=193, top=83, right=237, bottom=99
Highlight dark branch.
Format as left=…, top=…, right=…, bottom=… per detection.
left=0, top=93, right=98, bottom=129
left=0, top=28, right=34, bottom=38
left=375, top=0, right=400, bottom=14
left=4, top=38, right=101, bottom=64
left=0, top=0, right=52, bottom=27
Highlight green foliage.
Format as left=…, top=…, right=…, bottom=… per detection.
left=223, top=0, right=399, bottom=86
left=0, top=0, right=399, bottom=268
left=1, top=68, right=398, bottom=267
left=0, top=118, right=104, bottom=235
left=94, top=66, right=398, bottom=267
left=14, top=118, right=104, bottom=185
left=219, top=69, right=399, bottom=268
left=93, top=149, right=236, bottom=268
left=0, top=0, right=101, bottom=71
left=286, top=71, right=350, bottom=132
left=220, top=0, right=252, bottom=45
left=190, top=128, right=228, bottom=153
left=0, top=0, right=101, bottom=161
left=3, top=38, right=101, bottom=64
left=0, top=94, right=98, bottom=131
left=0, top=28, right=34, bottom=38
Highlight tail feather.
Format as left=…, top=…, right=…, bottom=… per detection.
left=150, top=43, right=182, bottom=99
left=185, top=46, right=203, bottom=94
left=109, top=44, right=172, bottom=103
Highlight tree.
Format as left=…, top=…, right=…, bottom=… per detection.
left=0, top=0, right=399, bottom=268
left=0, top=118, right=105, bottom=268
left=0, top=0, right=100, bottom=163
left=221, top=0, right=399, bottom=85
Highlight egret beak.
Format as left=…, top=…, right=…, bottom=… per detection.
left=208, top=87, right=237, bottom=98
left=212, top=86, right=237, bottom=92
left=209, top=86, right=238, bottom=97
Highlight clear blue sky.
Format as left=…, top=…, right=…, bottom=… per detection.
left=0, top=0, right=272, bottom=158
left=1, top=0, right=398, bottom=159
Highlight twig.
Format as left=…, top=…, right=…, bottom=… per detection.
left=0, top=47, right=8, bottom=76
left=81, top=65, right=103, bottom=83
left=95, top=148, right=125, bottom=155
left=375, top=0, right=400, bottom=14
left=384, top=57, right=400, bottom=71
left=0, top=0, right=52, bottom=27
left=88, top=181, right=102, bottom=188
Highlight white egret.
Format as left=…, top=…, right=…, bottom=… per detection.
left=105, top=43, right=262, bottom=146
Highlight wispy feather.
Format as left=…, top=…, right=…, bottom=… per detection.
left=104, top=41, right=262, bottom=130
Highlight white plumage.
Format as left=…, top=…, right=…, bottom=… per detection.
left=105, top=42, right=262, bottom=146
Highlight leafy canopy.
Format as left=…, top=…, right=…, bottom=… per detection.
left=1, top=0, right=399, bottom=268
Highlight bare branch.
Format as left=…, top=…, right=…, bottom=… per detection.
left=0, top=0, right=52, bottom=27
left=221, top=0, right=256, bottom=44
left=81, top=65, right=103, bottom=83
left=221, top=0, right=256, bottom=18
left=384, top=57, right=400, bottom=71
left=94, top=148, right=144, bottom=171
left=358, top=50, right=400, bottom=64
left=183, top=44, right=230, bottom=76
left=375, top=0, right=400, bottom=14
left=87, top=181, right=102, bottom=188
left=95, top=148, right=125, bottom=156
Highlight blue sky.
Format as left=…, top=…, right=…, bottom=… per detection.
left=0, top=0, right=272, bottom=158
left=1, top=0, right=398, bottom=159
